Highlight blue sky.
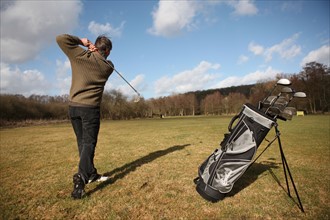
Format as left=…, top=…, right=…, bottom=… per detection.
left=1, top=0, right=329, bottom=99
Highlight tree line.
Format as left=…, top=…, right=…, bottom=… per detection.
left=0, top=62, right=328, bottom=125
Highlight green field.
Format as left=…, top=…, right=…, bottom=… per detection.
left=0, top=115, right=329, bottom=219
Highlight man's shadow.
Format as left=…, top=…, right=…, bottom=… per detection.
left=86, top=144, right=191, bottom=196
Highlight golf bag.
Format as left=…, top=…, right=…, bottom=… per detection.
left=195, top=103, right=276, bottom=202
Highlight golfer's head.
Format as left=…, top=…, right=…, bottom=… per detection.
left=95, top=35, right=112, bottom=58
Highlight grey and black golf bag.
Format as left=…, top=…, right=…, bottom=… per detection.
left=195, top=103, right=276, bottom=202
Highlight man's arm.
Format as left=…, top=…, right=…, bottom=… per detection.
left=56, top=34, right=87, bottom=58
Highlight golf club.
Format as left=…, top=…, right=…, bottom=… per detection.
left=264, top=87, right=294, bottom=114
left=282, top=92, right=307, bottom=108
left=260, top=78, right=292, bottom=109
left=92, top=53, right=142, bottom=102
left=279, top=107, right=296, bottom=121
left=111, top=67, right=141, bottom=103
left=273, top=92, right=307, bottom=119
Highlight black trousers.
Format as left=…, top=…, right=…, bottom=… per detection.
left=69, top=106, right=100, bottom=184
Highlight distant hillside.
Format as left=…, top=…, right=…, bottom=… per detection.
left=186, top=84, right=255, bottom=102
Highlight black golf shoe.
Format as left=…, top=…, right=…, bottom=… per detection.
left=71, top=173, right=85, bottom=199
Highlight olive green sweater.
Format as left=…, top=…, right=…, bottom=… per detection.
left=56, top=34, right=113, bottom=107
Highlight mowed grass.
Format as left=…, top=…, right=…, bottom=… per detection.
left=0, top=115, right=329, bottom=219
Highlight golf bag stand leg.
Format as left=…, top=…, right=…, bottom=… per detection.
left=275, top=125, right=305, bottom=213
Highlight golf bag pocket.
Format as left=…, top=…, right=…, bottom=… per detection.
left=196, top=104, right=275, bottom=202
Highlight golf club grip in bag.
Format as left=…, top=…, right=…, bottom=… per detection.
left=195, top=103, right=276, bottom=202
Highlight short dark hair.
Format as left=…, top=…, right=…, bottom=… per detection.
left=95, top=35, right=112, bottom=58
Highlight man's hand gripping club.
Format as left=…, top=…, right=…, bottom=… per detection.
left=80, top=38, right=98, bottom=52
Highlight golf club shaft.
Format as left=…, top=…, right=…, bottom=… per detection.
left=93, top=53, right=141, bottom=97
left=112, top=68, right=141, bottom=97
left=261, top=85, right=277, bottom=106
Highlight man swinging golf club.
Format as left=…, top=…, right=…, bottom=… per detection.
left=56, top=34, right=113, bottom=199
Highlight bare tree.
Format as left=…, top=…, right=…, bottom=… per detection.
left=201, top=91, right=223, bottom=115
left=186, top=93, right=197, bottom=116
left=226, top=92, right=247, bottom=114
left=298, top=62, right=330, bottom=113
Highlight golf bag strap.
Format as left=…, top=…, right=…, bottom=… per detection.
left=228, top=114, right=239, bottom=132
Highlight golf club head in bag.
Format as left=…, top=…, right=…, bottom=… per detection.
left=279, top=107, right=296, bottom=121
left=262, top=87, right=294, bottom=114
left=293, top=92, right=307, bottom=99
left=259, top=79, right=292, bottom=110
left=270, top=96, right=288, bottom=112
left=268, top=106, right=297, bottom=121
left=270, top=92, right=306, bottom=119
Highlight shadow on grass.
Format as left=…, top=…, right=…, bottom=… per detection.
left=86, top=144, right=191, bottom=196
left=226, top=159, right=281, bottom=197
left=227, top=158, right=304, bottom=212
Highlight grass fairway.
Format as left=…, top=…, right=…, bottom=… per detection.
left=0, top=115, right=329, bottom=219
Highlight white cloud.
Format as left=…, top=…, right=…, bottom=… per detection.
left=264, top=33, right=301, bottom=62
left=227, top=0, right=258, bottom=16
left=280, top=1, right=302, bottom=13
left=250, top=33, right=301, bottom=62
left=148, top=0, right=258, bottom=38
left=0, top=63, right=50, bottom=96
left=301, top=45, right=330, bottom=67
left=214, top=66, right=280, bottom=88
left=0, top=0, right=82, bottom=64
left=148, top=0, right=199, bottom=37
left=55, top=59, right=72, bottom=95
left=88, top=21, right=126, bottom=37
left=154, top=61, right=220, bottom=96
left=237, top=55, right=249, bottom=64
left=248, top=42, right=264, bottom=55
